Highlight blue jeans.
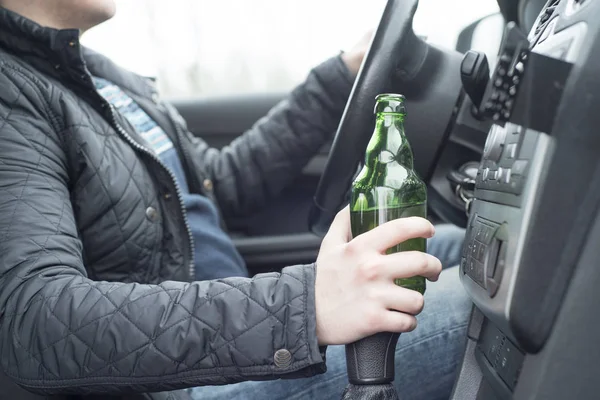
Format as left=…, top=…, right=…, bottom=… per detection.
left=190, top=224, right=469, bottom=400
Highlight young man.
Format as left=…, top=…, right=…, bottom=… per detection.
left=0, top=1, right=470, bottom=400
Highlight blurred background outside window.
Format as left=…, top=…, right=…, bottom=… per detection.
left=82, top=0, right=500, bottom=99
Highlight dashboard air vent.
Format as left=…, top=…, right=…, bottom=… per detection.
left=534, top=0, right=561, bottom=36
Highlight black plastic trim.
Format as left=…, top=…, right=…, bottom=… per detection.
left=233, top=233, right=321, bottom=273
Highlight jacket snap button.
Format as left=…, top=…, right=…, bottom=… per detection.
left=145, top=207, right=159, bottom=222
left=151, top=93, right=160, bottom=103
left=203, top=179, right=213, bottom=191
left=274, top=349, right=292, bottom=368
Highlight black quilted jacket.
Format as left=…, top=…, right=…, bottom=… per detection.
left=0, top=8, right=353, bottom=400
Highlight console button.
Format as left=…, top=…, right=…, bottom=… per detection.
left=487, top=238, right=508, bottom=298
left=497, top=339, right=525, bottom=390
left=504, top=169, right=512, bottom=184
left=508, top=176, right=524, bottom=194
left=477, top=243, right=487, bottom=262
left=483, top=168, right=490, bottom=181
left=467, top=258, right=475, bottom=275
left=512, top=160, right=528, bottom=175
left=479, top=322, right=504, bottom=366
left=474, top=260, right=485, bottom=284
left=519, top=131, right=539, bottom=159
left=482, top=225, right=496, bottom=244
left=474, top=223, right=484, bottom=241
left=506, top=143, right=517, bottom=159
left=483, top=125, right=506, bottom=163
left=475, top=217, right=499, bottom=243
left=472, top=240, right=481, bottom=259
left=466, top=256, right=485, bottom=287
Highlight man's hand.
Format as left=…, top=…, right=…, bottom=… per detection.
left=341, top=30, right=375, bottom=77
left=315, top=206, right=442, bottom=346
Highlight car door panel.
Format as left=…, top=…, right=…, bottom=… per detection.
left=233, top=233, right=321, bottom=273
left=172, top=93, right=326, bottom=274
left=172, top=93, right=286, bottom=147
left=174, top=94, right=331, bottom=178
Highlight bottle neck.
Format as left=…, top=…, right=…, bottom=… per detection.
left=366, top=112, right=413, bottom=169
left=353, top=112, right=413, bottom=192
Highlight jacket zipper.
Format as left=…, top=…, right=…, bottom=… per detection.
left=163, top=106, right=230, bottom=232
left=173, top=119, right=202, bottom=194
left=107, top=105, right=196, bottom=281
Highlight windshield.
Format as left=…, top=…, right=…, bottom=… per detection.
left=82, top=0, right=500, bottom=98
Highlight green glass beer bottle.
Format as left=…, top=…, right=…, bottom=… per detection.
left=350, top=93, right=427, bottom=294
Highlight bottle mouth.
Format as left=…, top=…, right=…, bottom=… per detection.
left=375, top=93, right=406, bottom=101
left=374, top=93, right=406, bottom=115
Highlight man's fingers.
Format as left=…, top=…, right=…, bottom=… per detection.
left=380, top=285, right=425, bottom=315
left=357, top=252, right=441, bottom=286
left=383, top=251, right=443, bottom=282
left=352, top=217, right=434, bottom=253
left=323, top=206, right=351, bottom=246
left=378, top=310, right=418, bottom=333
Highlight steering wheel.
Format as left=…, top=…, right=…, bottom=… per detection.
left=310, top=0, right=477, bottom=236
left=309, top=0, right=477, bottom=390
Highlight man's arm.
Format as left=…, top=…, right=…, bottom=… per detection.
left=0, top=68, right=324, bottom=394
left=188, top=55, right=355, bottom=221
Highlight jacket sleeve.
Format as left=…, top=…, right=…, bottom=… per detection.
left=190, top=55, right=354, bottom=220
left=0, top=68, right=325, bottom=395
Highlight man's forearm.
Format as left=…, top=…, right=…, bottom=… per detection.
left=2, top=265, right=324, bottom=394
left=196, top=55, right=355, bottom=221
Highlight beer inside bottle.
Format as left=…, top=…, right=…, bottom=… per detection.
left=350, top=93, right=428, bottom=294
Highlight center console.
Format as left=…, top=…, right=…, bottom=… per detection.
left=451, top=1, right=600, bottom=399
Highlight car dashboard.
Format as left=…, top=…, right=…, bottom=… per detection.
left=452, top=0, right=600, bottom=399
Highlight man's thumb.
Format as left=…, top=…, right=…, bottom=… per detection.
left=323, top=206, right=351, bottom=246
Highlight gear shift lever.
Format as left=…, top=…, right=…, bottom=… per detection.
left=342, top=333, right=401, bottom=399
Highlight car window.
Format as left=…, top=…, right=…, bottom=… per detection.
left=82, top=0, right=500, bottom=99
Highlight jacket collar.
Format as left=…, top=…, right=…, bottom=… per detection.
left=0, top=7, right=154, bottom=99
left=0, top=7, right=81, bottom=70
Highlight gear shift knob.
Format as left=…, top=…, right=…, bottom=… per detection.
left=346, top=332, right=401, bottom=385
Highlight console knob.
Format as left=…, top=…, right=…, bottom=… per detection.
left=461, top=50, right=490, bottom=110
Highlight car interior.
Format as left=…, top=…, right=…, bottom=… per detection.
left=2, top=0, right=597, bottom=398
left=310, top=0, right=597, bottom=398
left=175, top=0, right=599, bottom=398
